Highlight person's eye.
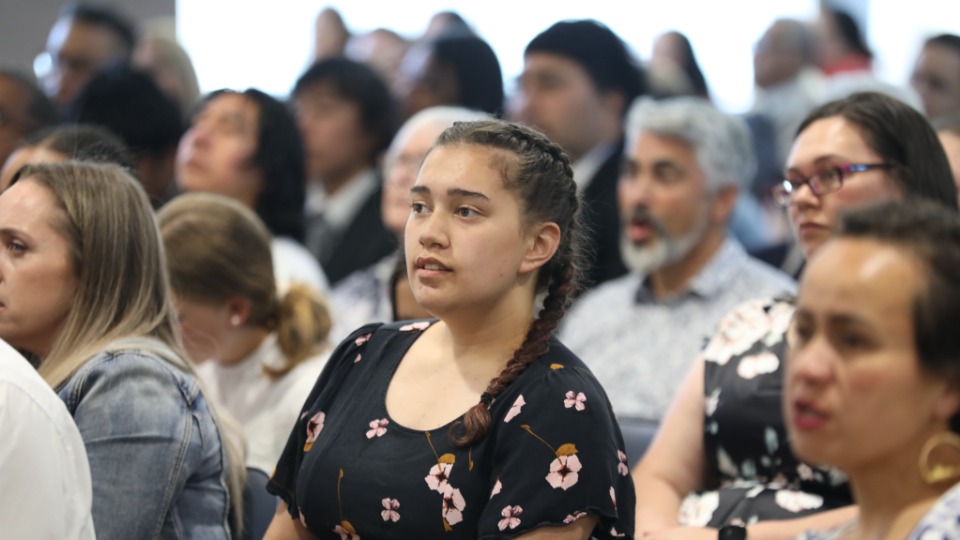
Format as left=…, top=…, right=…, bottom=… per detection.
left=5, top=240, right=27, bottom=255
left=455, top=206, right=480, bottom=219
left=837, top=332, right=870, bottom=351
left=788, top=320, right=813, bottom=347
left=410, top=202, right=428, bottom=215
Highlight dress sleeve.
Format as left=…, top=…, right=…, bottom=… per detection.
left=266, top=322, right=382, bottom=518
left=479, top=356, right=635, bottom=539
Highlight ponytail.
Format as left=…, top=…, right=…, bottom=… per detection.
left=264, top=283, right=332, bottom=379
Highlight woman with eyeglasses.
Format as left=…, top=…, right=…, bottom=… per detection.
left=632, top=91, right=957, bottom=540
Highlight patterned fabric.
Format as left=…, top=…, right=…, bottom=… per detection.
left=267, top=320, right=635, bottom=539
left=681, top=297, right=852, bottom=527
left=560, top=238, right=796, bottom=419
left=909, top=481, right=960, bottom=540
left=328, top=253, right=398, bottom=343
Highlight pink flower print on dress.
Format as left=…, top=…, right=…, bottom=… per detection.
left=354, top=353, right=362, bottom=363
left=504, top=395, right=526, bottom=423
left=380, top=498, right=400, bottom=522
left=546, top=453, right=582, bottom=490
left=354, top=333, right=372, bottom=346
left=490, top=479, right=502, bottom=499
left=333, top=524, right=360, bottom=540
left=610, top=486, right=617, bottom=507
left=564, top=390, right=587, bottom=411
left=617, top=450, right=629, bottom=476
left=399, top=321, right=431, bottom=331
left=611, top=526, right=626, bottom=537
left=563, top=511, right=587, bottom=524
left=498, top=505, right=523, bottom=531
left=366, top=418, right=389, bottom=439
left=425, top=462, right=453, bottom=492
left=303, top=411, right=326, bottom=452
left=440, top=484, right=466, bottom=526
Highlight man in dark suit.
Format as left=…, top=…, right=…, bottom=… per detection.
left=293, top=58, right=398, bottom=285
left=514, top=20, right=647, bottom=289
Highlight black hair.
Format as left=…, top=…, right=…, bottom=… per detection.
left=195, top=89, right=307, bottom=241
left=0, top=70, right=58, bottom=134
left=432, top=120, right=587, bottom=447
left=837, top=200, right=960, bottom=431
left=66, top=66, right=182, bottom=157
left=525, top=19, right=647, bottom=117
left=659, top=31, right=710, bottom=99
left=428, top=34, right=504, bottom=116
left=824, top=6, right=873, bottom=60
left=796, top=92, right=958, bottom=210
left=60, top=3, right=136, bottom=59
left=293, top=58, right=398, bottom=161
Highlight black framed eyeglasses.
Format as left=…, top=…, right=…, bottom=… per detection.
left=771, top=163, right=893, bottom=206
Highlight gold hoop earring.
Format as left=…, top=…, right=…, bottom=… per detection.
left=919, top=431, right=960, bottom=485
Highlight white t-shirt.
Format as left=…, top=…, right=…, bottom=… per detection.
left=195, top=334, right=329, bottom=474
left=0, top=339, right=96, bottom=539
left=272, top=236, right=330, bottom=295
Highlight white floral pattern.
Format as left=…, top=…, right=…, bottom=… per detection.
left=564, top=390, right=587, bottom=411
left=498, top=505, right=523, bottom=531
left=365, top=418, right=388, bottom=439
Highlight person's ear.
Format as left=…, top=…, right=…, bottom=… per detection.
left=225, top=296, right=253, bottom=328
left=520, top=221, right=561, bottom=275
left=933, top=380, right=960, bottom=425
left=710, top=184, right=740, bottom=225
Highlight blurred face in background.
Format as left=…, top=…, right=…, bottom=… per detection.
left=382, top=120, right=449, bottom=236
left=911, top=43, right=960, bottom=121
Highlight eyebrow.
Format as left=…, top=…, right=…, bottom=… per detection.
left=785, top=154, right=853, bottom=174
left=410, top=185, right=491, bottom=202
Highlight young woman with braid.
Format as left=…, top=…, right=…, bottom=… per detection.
left=264, top=120, right=635, bottom=539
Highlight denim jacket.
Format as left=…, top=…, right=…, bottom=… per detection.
left=58, top=342, right=231, bottom=540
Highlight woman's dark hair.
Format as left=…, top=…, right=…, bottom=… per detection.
left=293, top=58, right=398, bottom=160
left=837, top=200, right=960, bottom=431
left=824, top=7, right=873, bottom=60
left=796, top=92, right=958, bottom=210
left=195, top=88, right=307, bottom=241
left=429, top=34, right=504, bottom=116
left=433, top=120, right=587, bottom=447
left=660, top=31, right=710, bottom=99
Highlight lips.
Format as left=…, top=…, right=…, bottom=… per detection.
left=623, top=207, right=663, bottom=244
left=791, top=398, right=830, bottom=431
left=414, top=256, right=452, bottom=275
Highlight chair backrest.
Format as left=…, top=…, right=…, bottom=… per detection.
left=241, top=466, right=278, bottom=540
left=618, top=417, right=660, bottom=468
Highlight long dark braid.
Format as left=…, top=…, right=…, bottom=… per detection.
left=436, top=120, right=587, bottom=447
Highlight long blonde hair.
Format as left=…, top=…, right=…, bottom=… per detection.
left=11, top=162, right=246, bottom=530
left=158, top=192, right=331, bottom=377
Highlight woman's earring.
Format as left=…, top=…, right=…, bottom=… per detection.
left=230, top=314, right=242, bottom=327
left=919, top=431, right=960, bottom=484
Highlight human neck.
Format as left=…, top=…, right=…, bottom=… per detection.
left=219, top=327, right=271, bottom=366
left=646, top=228, right=725, bottom=300
left=846, top=451, right=950, bottom=540
left=435, top=290, right=537, bottom=366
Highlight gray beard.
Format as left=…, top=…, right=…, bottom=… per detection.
left=620, top=212, right=709, bottom=275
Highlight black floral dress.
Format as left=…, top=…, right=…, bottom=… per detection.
left=267, top=320, right=635, bottom=539
left=681, top=297, right=852, bottom=527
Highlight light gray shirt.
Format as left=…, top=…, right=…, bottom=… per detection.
left=559, top=238, right=796, bottom=420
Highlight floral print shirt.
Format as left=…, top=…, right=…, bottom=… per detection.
left=679, top=296, right=853, bottom=527
left=268, top=320, right=635, bottom=539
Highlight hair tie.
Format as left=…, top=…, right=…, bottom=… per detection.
left=479, top=392, right=494, bottom=408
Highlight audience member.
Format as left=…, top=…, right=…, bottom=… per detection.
left=421, top=10, right=473, bottom=40
left=66, top=66, right=183, bottom=206
left=650, top=31, right=710, bottom=100
left=292, top=59, right=397, bottom=285
left=330, top=105, right=488, bottom=341
left=560, top=97, right=795, bottom=420
left=0, top=161, right=245, bottom=539
left=936, top=115, right=960, bottom=204
left=345, top=28, right=410, bottom=90
left=176, top=88, right=329, bottom=293
left=133, top=19, right=202, bottom=122
left=911, top=34, right=960, bottom=122
left=312, top=7, right=350, bottom=60
left=790, top=201, right=960, bottom=540
left=0, top=337, right=95, bottom=539
left=632, top=92, right=957, bottom=538
left=515, top=19, right=647, bottom=288
left=37, top=3, right=135, bottom=110
left=751, top=19, right=821, bottom=169
left=265, top=118, right=634, bottom=539
left=0, top=70, right=57, bottom=167
left=159, top=192, right=333, bottom=474
left=396, top=33, right=504, bottom=118
left=0, top=124, right=134, bottom=191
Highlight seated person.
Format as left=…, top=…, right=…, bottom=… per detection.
left=0, top=162, right=244, bottom=539
left=159, top=192, right=333, bottom=474
left=264, top=120, right=635, bottom=538
left=632, top=92, right=958, bottom=538
left=789, top=200, right=960, bottom=539
left=560, top=97, right=795, bottom=421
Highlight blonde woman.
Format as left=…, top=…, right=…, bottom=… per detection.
left=159, top=192, right=333, bottom=473
left=0, top=162, right=243, bottom=539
